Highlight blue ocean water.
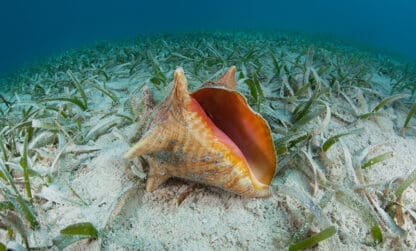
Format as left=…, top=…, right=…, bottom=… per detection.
left=1, top=0, right=415, bottom=76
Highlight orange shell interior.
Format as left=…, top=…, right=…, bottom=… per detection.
left=190, top=87, right=276, bottom=185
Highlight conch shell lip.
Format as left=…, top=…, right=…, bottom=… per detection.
left=190, top=85, right=276, bottom=185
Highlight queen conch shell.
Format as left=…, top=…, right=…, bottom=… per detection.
left=124, top=67, right=277, bottom=197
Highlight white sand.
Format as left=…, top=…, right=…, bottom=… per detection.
left=1, top=34, right=415, bottom=250
left=14, top=73, right=412, bottom=250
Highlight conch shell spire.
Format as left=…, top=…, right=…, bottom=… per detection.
left=124, top=68, right=189, bottom=159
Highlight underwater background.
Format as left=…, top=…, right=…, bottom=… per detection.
left=2, top=0, right=416, bottom=250
left=1, top=0, right=416, bottom=76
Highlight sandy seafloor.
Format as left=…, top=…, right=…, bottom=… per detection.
left=0, top=32, right=415, bottom=250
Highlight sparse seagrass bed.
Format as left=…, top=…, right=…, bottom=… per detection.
left=0, top=31, right=416, bottom=250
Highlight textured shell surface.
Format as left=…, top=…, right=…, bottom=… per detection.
left=125, top=66, right=277, bottom=197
